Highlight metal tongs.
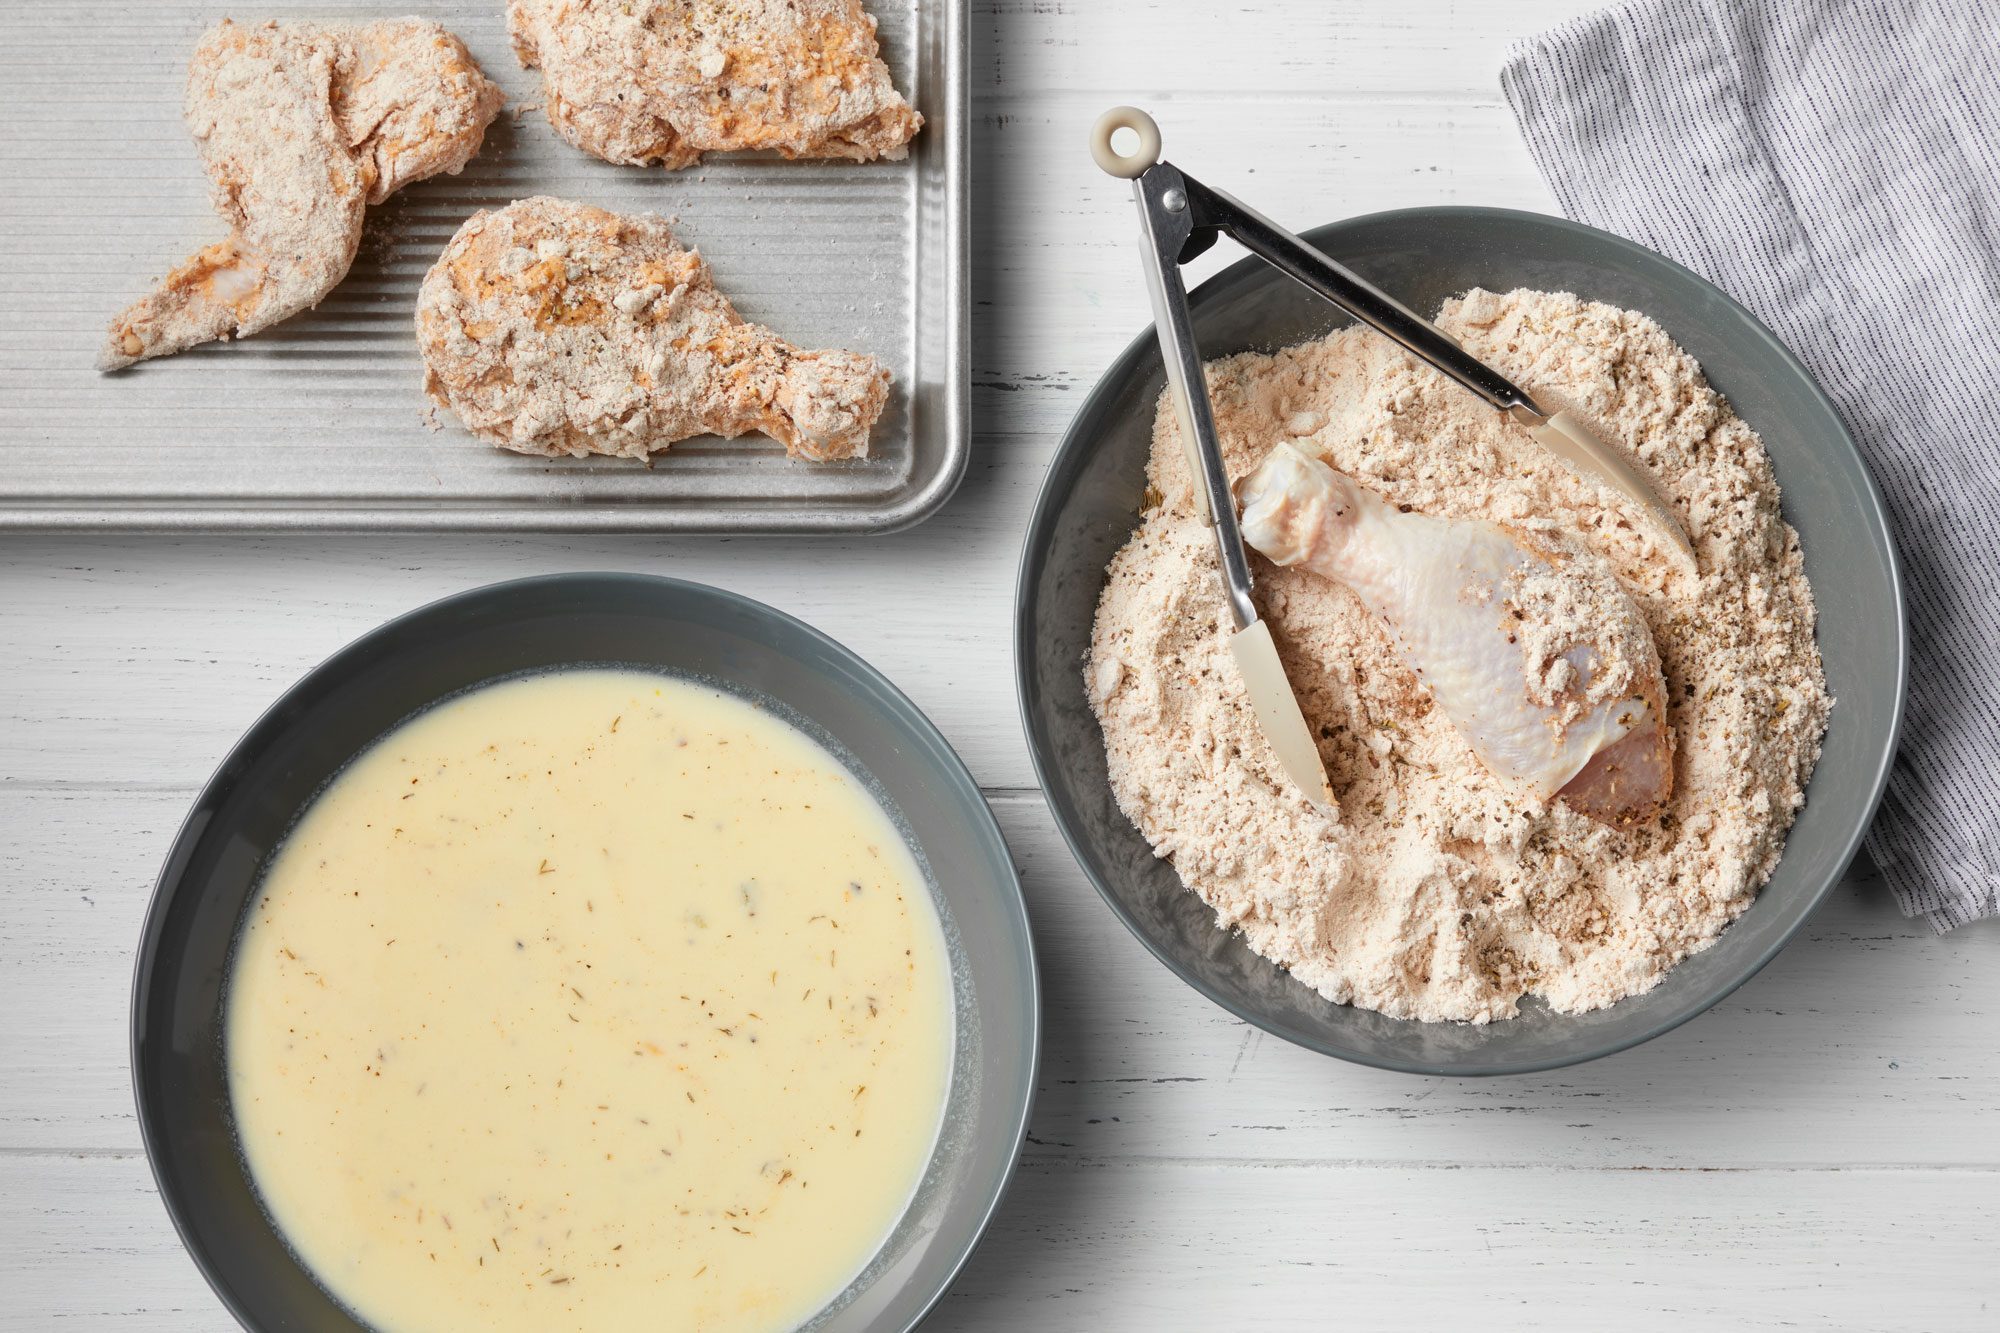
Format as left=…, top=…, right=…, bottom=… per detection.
left=1090, top=106, right=1695, bottom=810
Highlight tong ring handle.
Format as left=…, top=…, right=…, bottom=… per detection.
left=1090, top=106, right=1162, bottom=179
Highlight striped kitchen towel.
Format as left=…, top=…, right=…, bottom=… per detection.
left=1500, top=0, right=2000, bottom=931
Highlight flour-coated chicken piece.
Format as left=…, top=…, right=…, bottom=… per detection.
left=416, top=197, right=891, bottom=462
left=1238, top=442, right=1674, bottom=826
left=99, top=18, right=503, bottom=371
left=507, top=0, right=921, bottom=171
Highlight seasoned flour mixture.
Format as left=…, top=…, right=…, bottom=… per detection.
left=1089, top=288, right=1831, bottom=1023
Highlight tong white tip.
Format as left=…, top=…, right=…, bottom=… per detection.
left=1090, top=106, right=1162, bottom=179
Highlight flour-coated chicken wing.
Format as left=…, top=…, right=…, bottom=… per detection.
left=507, top=0, right=920, bottom=171
left=416, top=196, right=891, bottom=462
left=100, top=18, right=503, bottom=371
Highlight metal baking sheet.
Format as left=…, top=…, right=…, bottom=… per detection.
left=0, top=0, right=964, bottom=533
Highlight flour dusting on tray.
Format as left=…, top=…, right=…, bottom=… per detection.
left=1088, top=288, right=1832, bottom=1023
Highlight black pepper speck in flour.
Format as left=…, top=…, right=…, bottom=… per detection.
left=1088, top=288, right=1832, bottom=1023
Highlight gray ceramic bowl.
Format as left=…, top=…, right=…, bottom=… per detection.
left=134, top=573, right=1039, bottom=1330
left=1017, top=206, right=1905, bottom=1076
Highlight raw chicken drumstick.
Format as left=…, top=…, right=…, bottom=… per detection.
left=416, top=197, right=891, bottom=461
left=99, top=18, right=504, bottom=371
left=1238, top=443, right=1674, bottom=826
left=506, top=0, right=922, bottom=170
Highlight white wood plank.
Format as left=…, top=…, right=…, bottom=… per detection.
left=8, top=785, right=1994, bottom=1170
left=5, top=1151, right=1992, bottom=1333
left=0, top=519, right=1043, bottom=793
left=978, top=0, right=1598, bottom=96
left=0, top=1153, right=220, bottom=1333
left=971, top=94, right=1558, bottom=394
left=943, top=1160, right=2000, bottom=1332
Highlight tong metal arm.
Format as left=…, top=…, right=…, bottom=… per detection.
left=1092, top=104, right=1696, bottom=576
left=1125, top=153, right=1261, bottom=629
left=1098, top=107, right=1562, bottom=433
left=1104, top=104, right=1570, bottom=638
left=1098, top=107, right=1336, bottom=809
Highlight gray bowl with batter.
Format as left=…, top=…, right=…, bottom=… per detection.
left=1016, top=206, right=1905, bottom=1076
left=134, top=573, right=1039, bottom=1330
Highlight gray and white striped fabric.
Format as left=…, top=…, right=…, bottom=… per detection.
left=1501, top=0, right=2000, bottom=931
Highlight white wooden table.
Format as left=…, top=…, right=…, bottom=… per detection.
left=6, top=2, right=1998, bottom=1328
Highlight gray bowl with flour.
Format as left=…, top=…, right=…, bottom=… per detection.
left=1015, top=206, right=1905, bottom=1076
